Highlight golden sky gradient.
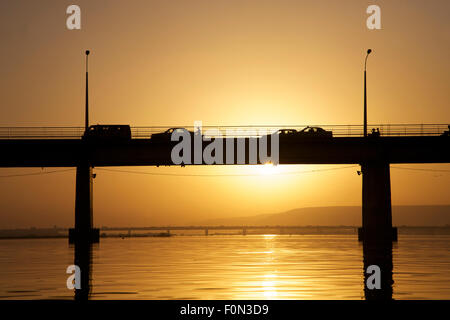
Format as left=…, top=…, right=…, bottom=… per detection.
left=0, top=0, right=449, bottom=228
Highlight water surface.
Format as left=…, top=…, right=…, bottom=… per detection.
left=0, top=235, right=449, bottom=299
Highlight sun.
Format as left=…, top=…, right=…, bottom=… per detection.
left=258, top=162, right=280, bottom=175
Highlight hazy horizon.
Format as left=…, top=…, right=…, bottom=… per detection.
left=1, top=204, right=450, bottom=229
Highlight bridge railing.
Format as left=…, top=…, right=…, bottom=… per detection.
left=0, top=124, right=448, bottom=139
left=131, top=124, right=450, bottom=138
left=0, top=127, right=85, bottom=139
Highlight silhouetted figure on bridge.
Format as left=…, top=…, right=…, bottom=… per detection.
left=370, top=128, right=380, bottom=137
left=442, top=125, right=450, bottom=136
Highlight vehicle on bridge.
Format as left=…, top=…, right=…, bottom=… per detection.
left=83, top=125, right=132, bottom=140
left=297, top=126, right=333, bottom=138
left=276, top=129, right=298, bottom=137
left=150, top=128, right=195, bottom=141
left=276, top=126, right=333, bottom=139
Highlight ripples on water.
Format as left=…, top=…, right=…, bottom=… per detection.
left=0, top=235, right=449, bottom=299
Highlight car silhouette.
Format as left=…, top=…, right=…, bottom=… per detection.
left=297, top=126, right=333, bottom=138
left=150, top=128, right=195, bottom=141
left=275, top=127, right=333, bottom=140
left=276, top=129, right=298, bottom=136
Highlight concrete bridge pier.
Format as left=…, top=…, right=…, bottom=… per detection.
left=358, top=162, right=397, bottom=243
left=69, top=164, right=99, bottom=244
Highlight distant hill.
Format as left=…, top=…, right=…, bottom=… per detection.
left=199, top=205, right=450, bottom=226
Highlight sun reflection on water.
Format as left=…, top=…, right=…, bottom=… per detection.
left=2, top=235, right=448, bottom=299
left=262, top=274, right=278, bottom=298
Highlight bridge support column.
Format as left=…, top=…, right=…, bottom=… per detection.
left=358, top=162, right=397, bottom=243
left=69, top=165, right=99, bottom=244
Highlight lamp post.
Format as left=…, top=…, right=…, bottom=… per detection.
left=85, top=50, right=90, bottom=132
left=364, top=49, right=372, bottom=137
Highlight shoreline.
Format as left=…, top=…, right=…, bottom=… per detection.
left=1, top=226, right=450, bottom=240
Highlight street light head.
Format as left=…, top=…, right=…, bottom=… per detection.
left=367, top=49, right=372, bottom=54
left=85, top=50, right=90, bottom=56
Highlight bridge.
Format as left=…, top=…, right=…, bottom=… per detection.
left=0, top=123, right=449, bottom=246
left=3, top=52, right=445, bottom=300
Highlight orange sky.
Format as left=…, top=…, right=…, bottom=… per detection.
left=0, top=0, right=449, bottom=228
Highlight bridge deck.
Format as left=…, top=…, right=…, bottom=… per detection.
left=0, top=136, right=448, bottom=167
